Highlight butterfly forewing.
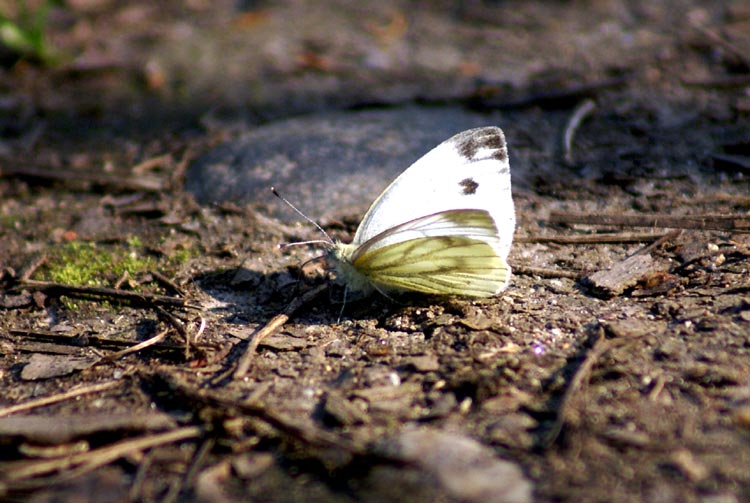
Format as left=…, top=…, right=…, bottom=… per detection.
left=352, top=127, right=514, bottom=261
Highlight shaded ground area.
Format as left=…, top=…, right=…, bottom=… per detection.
left=1, top=1, right=750, bottom=502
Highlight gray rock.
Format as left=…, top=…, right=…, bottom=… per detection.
left=375, top=426, right=533, bottom=503
left=186, top=107, right=522, bottom=222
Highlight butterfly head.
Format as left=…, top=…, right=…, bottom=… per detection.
left=327, top=241, right=376, bottom=295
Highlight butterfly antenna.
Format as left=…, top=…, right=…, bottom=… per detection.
left=278, top=240, right=331, bottom=250
left=271, top=187, right=334, bottom=244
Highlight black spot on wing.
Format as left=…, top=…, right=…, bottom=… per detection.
left=459, top=177, right=479, bottom=194
left=458, top=136, right=480, bottom=159
left=492, top=144, right=508, bottom=163
left=482, top=131, right=504, bottom=150
left=454, top=127, right=508, bottom=163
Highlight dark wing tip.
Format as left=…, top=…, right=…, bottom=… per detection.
left=453, top=127, right=508, bottom=163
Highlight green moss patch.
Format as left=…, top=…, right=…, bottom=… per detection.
left=43, top=240, right=157, bottom=287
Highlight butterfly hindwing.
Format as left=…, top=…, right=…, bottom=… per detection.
left=348, top=209, right=510, bottom=296
left=353, top=236, right=509, bottom=297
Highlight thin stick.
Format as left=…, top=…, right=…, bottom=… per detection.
left=130, top=153, right=173, bottom=175
left=516, top=232, right=674, bottom=245
left=470, top=76, right=625, bottom=109
left=692, top=193, right=750, bottom=205
left=19, top=255, right=48, bottom=281
left=193, top=314, right=206, bottom=344
left=164, top=437, right=215, bottom=503
left=0, top=164, right=164, bottom=192
left=512, top=265, right=583, bottom=280
left=8, top=328, right=185, bottom=353
left=18, top=279, right=194, bottom=308
left=711, top=153, right=750, bottom=173
left=3, top=426, right=201, bottom=482
left=682, top=74, right=750, bottom=88
left=148, top=269, right=187, bottom=296
left=672, top=244, right=745, bottom=274
left=542, top=329, right=647, bottom=449
left=147, top=370, right=354, bottom=452
left=690, top=21, right=750, bottom=69
left=542, top=331, right=610, bottom=448
left=128, top=451, right=154, bottom=501
left=170, top=148, right=195, bottom=191
left=233, top=284, right=328, bottom=379
left=563, top=98, right=596, bottom=166
left=156, top=307, right=192, bottom=359
left=0, top=380, right=122, bottom=418
left=548, top=212, right=750, bottom=233
left=100, top=328, right=169, bottom=362
left=629, top=229, right=682, bottom=257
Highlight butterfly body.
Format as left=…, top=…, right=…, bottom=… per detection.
left=328, top=126, right=515, bottom=298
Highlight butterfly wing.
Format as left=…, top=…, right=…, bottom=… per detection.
left=352, top=126, right=514, bottom=260
left=347, top=209, right=510, bottom=296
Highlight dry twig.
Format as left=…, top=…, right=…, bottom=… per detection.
left=516, top=231, right=677, bottom=245
left=2, top=427, right=201, bottom=488
left=8, top=328, right=187, bottom=356
left=542, top=331, right=608, bottom=448
left=548, top=212, right=750, bottom=233
left=17, top=279, right=194, bottom=308
left=0, top=380, right=123, bottom=418
left=543, top=326, right=649, bottom=448
left=513, top=265, right=583, bottom=280
left=0, top=163, right=164, bottom=192
left=148, top=269, right=187, bottom=296
left=168, top=437, right=216, bottom=503
left=100, top=328, right=170, bottom=362
left=682, top=74, right=750, bottom=88
left=628, top=229, right=682, bottom=257
left=128, top=450, right=155, bottom=502
left=233, top=284, right=328, bottom=379
left=562, top=98, right=596, bottom=166
left=156, top=306, right=193, bottom=359
left=690, top=20, right=750, bottom=69
left=470, top=76, right=625, bottom=109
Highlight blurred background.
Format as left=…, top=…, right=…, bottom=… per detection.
left=2, top=0, right=746, bottom=126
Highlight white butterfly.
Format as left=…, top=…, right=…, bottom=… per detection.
left=326, top=126, right=515, bottom=298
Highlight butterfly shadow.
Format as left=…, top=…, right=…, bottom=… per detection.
left=191, top=263, right=429, bottom=386
left=191, top=264, right=409, bottom=328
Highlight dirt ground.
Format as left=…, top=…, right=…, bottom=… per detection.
left=1, top=1, right=750, bottom=502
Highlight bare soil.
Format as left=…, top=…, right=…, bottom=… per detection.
left=1, top=1, right=750, bottom=502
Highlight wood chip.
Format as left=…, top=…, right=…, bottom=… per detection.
left=322, top=391, right=369, bottom=426
left=20, top=354, right=100, bottom=380
left=402, top=354, right=440, bottom=372
left=583, top=253, right=659, bottom=297
left=375, top=427, right=532, bottom=503
left=603, top=319, right=666, bottom=338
